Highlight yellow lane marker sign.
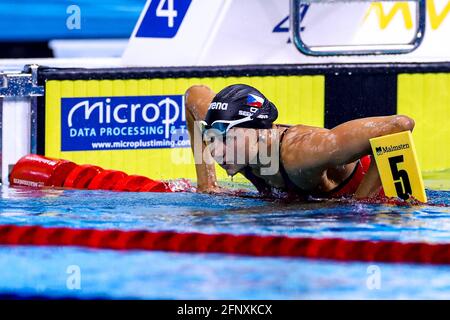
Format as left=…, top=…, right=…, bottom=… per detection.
left=370, top=131, right=427, bottom=203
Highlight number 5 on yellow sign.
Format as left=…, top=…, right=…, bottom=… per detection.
left=369, top=131, right=427, bottom=203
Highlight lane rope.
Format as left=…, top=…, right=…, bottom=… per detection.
left=0, top=224, right=449, bottom=265
left=9, top=154, right=194, bottom=193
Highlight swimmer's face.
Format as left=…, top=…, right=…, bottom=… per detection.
left=204, top=127, right=259, bottom=176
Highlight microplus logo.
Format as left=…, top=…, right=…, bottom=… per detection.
left=376, top=143, right=410, bottom=156
left=61, top=95, right=189, bottom=151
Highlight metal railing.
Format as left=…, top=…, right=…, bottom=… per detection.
left=290, top=0, right=426, bottom=56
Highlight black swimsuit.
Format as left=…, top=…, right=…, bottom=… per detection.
left=277, top=128, right=307, bottom=195
left=241, top=126, right=305, bottom=197
left=241, top=126, right=360, bottom=198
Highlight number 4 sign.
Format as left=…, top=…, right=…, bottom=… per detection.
left=136, top=0, right=192, bottom=38
left=157, top=0, right=178, bottom=27
left=370, top=131, right=427, bottom=203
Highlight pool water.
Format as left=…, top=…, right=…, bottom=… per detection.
left=0, top=176, right=450, bottom=299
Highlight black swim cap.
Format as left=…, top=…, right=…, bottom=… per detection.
left=204, top=84, right=278, bottom=130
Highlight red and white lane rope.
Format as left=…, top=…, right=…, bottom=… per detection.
left=9, top=154, right=193, bottom=192
left=0, top=224, right=449, bottom=265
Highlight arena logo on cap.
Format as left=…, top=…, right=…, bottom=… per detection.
left=209, top=102, right=228, bottom=110
left=247, top=94, right=264, bottom=108
left=61, top=95, right=189, bottom=151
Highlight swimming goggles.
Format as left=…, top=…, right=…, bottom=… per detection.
left=199, top=116, right=253, bottom=139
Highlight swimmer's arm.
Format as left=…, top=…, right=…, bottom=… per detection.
left=328, top=115, right=415, bottom=166
left=188, top=121, right=221, bottom=193
left=185, top=85, right=222, bottom=193
left=327, top=115, right=414, bottom=198
left=284, top=115, right=414, bottom=191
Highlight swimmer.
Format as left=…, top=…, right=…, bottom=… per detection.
left=184, top=84, right=415, bottom=199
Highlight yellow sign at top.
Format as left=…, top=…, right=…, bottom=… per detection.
left=370, top=131, right=427, bottom=203
left=364, top=0, right=450, bottom=30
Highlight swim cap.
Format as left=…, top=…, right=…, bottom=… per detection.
left=204, top=84, right=278, bottom=130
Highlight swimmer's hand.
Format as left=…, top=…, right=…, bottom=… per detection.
left=197, top=185, right=227, bottom=194
left=198, top=185, right=250, bottom=196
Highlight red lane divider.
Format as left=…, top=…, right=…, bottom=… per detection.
left=140, top=180, right=172, bottom=192
left=63, top=165, right=103, bottom=189
left=9, top=154, right=77, bottom=188
left=1, top=224, right=449, bottom=265
left=88, top=170, right=128, bottom=190
left=114, top=175, right=156, bottom=192
left=9, top=154, right=183, bottom=193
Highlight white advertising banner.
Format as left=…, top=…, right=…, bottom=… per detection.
left=121, top=0, right=450, bottom=66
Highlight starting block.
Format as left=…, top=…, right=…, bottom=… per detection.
left=370, top=131, right=427, bottom=203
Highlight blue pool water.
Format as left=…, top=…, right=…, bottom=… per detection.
left=0, top=183, right=450, bottom=299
